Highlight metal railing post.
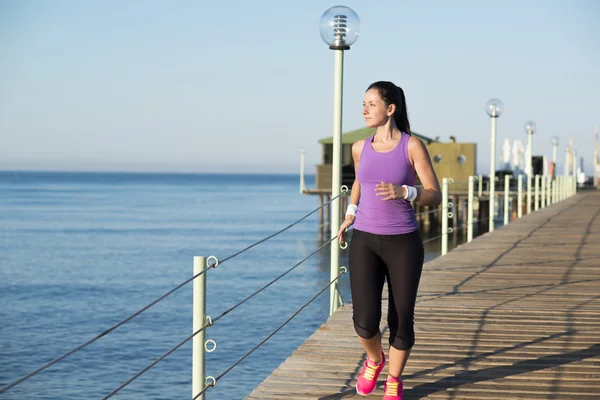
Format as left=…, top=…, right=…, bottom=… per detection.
left=442, top=178, right=449, bottom=255
left=193, top=256, right=207, bottom=400
left=504, top=175, right=510, bottom=225
left=478, top=174, right=483, bottom=197
left=468, top=176, right=474, bottom=242
left=534, top=175, right=540, bottom=211
left=517, top=174, right=523, bottom=218
left=527, top=171, right=532, bottom=215
left=559, top=176, right=563, bottom=201
left=541, top=175, right=546, bottom=209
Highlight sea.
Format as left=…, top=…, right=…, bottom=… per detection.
left=0, top=171, right=473, bottom=400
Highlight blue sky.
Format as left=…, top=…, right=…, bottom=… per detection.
left=1, top=0, right=598, bottom=175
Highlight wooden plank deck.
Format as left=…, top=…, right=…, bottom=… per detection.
left=247, top=192, right=600, bottom=399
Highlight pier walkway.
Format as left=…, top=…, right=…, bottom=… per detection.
left=247, top=192, right=600, bottom=399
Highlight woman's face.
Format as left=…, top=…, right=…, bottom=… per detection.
left=362, top=89, right=392, bottom=128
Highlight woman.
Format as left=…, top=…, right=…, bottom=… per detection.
left=337, top=81, right=441, bottom=399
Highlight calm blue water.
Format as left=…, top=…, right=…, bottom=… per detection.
left=0, top=171, right=450, bottom=400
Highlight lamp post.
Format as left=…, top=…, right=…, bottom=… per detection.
left=551, top=137, right=559, bottom=178
left=525, top=121, right=536, bottom=214
left=320, top=5, right=359, bottom=316
left=485, top=99, right=503, bottom=232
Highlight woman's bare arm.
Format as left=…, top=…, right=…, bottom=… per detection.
left=348, top=139, right=364, bottom=205
left=408, top=136, right=442, bottom=207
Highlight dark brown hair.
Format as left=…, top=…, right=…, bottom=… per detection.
left=367, top=81, right=411, bottom=134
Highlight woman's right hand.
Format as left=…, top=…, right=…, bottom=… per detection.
left=337, top=215, right=355, bottom=245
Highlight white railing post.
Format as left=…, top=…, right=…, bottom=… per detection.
left=193, top=256, right=207, bottom=400
left=517, top=174, right=523, bottom=218
left=534, top=175, right=540, bottom=211
left=569, top=176, right=573, bottom=198
left=468, top=176, right=474, bottom=243
left=504, top=174, right=511, bottom=225
left=442, top=178, right=449, bottom=255
left=478, top=174, right=483, bottom=197
left=527, top=171, right=532, bottom=215
left=541, top=175, right=546, bottom=209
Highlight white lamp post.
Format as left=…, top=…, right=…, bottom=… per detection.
left=486, top=99, right=503, bottom=232
left=525, top=121, right=536, bottom=214
left=320, top=5, right=359, bottom=316
left=551, top=137, right=559, bottom=178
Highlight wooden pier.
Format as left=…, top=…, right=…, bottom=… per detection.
left=247, top=192, right=600, bottom=399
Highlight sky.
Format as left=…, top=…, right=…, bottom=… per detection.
left=1, top=0, right=599, bottom=175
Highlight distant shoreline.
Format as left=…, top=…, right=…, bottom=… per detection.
left=0, top=169, right=317, bottom=178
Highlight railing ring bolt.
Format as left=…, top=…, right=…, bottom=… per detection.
left=205, top=376, right=216, bottom=387
left=207, top=256, right=219, bottom=269
left=205, top=339, right=217, bottom=353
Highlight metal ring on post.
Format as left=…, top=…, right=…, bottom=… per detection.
left=340, top=241, right=348, bottom=249
left=447, top=212, right=454, bottom=219
left=207, top=255, right=219, bottom=269
left=205, top=316, right=213, bottom=327
left=341, top=185, right=349, bottom=193
left=205, top=376, right=216, bottom=388
left=204, top=339, right=217, bottom=353
left=448, top=202, right=454, bottom=208
left=448, top=178, right=455, bottom=183
left=448, top=227, right=454, bottom=233
left=340, top=266, right=348, bottom=274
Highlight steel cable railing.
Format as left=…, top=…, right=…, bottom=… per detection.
left=0, top=192, right=346, bottom=395
left=192, top=267, right=348, bottom=399
left=101, top=236, right=339, bottom=398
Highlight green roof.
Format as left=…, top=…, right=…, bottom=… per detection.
left=319, top=126, right=434, bottom=145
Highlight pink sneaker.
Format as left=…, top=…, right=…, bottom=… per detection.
left=383, top=376, right=403, bottom=400
left=356, top=351, right=385, bottom=396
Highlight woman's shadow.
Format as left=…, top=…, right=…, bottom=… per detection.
left=318, top=335, right=599, bottom=399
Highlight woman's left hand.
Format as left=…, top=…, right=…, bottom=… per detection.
left=375, top=182, right=406, bottom=201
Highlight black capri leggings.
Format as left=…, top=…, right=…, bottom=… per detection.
left=349, top=228, right=424, bottom=350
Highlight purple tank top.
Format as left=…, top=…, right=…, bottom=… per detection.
left=353, top=133, right=419, bottom=235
